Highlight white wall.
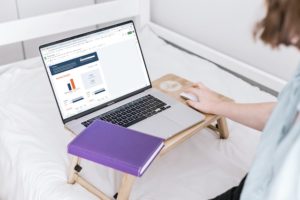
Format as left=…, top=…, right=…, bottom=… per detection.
left=0, top=0, right=97, bottom=65
left=0, top=0, right=24, bottom=64
left=17, top=0, right=96, bottom=58
left=151, top=0, right=300, bottom=81
left=0, top=0, right=134, bottom=64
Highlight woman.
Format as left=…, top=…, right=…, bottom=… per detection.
left=185, top=0, right=300, bottom=199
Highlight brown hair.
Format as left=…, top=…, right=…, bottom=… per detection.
left=254, top=0, right=300, bottom=48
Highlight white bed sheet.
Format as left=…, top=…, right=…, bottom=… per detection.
left=0, top=26, right=276, bottom=200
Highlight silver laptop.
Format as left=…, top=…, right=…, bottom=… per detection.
left=39, top=21, right=204, bottom=139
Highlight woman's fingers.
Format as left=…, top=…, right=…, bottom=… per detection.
left=192, top=82, right=205, bottom=89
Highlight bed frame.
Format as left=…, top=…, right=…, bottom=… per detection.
left=0, top=0, right=286, bottom=93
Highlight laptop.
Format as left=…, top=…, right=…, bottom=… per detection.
left=39, top=21, right=204, bottom=139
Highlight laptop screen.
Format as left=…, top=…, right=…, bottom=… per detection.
left=40, top=21, right=151, bottom=121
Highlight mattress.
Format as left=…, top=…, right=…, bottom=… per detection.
left=0, top=26, right=276, bottom=200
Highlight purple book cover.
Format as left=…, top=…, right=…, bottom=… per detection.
left=68, top=119, right=164, bottom=177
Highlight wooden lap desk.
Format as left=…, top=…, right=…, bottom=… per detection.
left=67, top=74, right=230, bottom=200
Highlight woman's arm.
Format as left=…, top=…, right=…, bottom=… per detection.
left=210, top=102, right=275, bottom=131
left=185, top=83, right=276, bottom=131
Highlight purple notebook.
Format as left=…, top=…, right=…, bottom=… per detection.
left=68, top=119, right=164, bottom=177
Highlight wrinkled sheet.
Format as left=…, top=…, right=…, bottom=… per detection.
left=0, top=27, right=276, bottom=200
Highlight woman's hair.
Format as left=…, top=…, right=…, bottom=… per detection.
left=254, top=0, right=300, bottom=48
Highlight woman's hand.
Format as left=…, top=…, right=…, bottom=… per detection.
left=184, top=82, right=276, bottom=131
left=184, top=83, right=232, bottom=115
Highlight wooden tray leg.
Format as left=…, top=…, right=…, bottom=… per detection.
left=217, top=117, right=229, bottom=139
left=68, top=156, right=80, bottom=184
left=117, top=174, right=136, bottom=200
left=68, top=156, right=111, bottom=200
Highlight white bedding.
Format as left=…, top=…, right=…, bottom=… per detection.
left=0, top=27, right=276, bottom=200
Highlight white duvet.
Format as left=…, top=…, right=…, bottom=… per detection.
left=0, top=27, right=275, bottom=200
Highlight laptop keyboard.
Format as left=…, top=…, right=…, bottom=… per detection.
left=82, top=94, right=171, bottom=128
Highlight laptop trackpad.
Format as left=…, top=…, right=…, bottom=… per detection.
left=129, top=115, right=182, bottom=139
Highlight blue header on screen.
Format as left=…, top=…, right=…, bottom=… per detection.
left=49, top=52, right=99, bottom=75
